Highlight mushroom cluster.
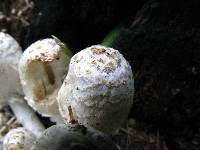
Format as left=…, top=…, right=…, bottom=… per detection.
left=0, top=32, right=134, bottom=149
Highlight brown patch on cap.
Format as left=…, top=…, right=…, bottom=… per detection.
left=103, top=62, right=115, bottom=73
left=34, top=52, right=59, bottom=63
left=90, top=47, right=106, bottom=54
left=106, top=51, right=118, bottom=59
left=91, top=60, right=97, bottom=65
left=97, top=58, right=105, bottom=64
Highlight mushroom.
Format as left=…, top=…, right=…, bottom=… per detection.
left=31, top=124, right=118, bottom=150
left=3, top=127, right=36, bottom=150
left=18, top=37, right=72, bottom=123
left=57, top=45, right=134, bottom=133
left=0, top=32, right=22, bottom=106
left=0, top=32, right=45, bottom=137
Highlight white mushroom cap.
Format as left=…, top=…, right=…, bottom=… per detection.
left=57, top=45, right=134, bottom=133
left=0, top=32, right=22, bottom=105
left=3, top=127, right=36, bottom=150
left=0, top=33, right=45, bottom=137
left=19, top=38, right=71, bottom=121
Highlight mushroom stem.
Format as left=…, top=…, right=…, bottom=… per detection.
left=8, top=96, right=45, bottom=137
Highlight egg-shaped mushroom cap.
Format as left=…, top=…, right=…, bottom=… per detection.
left=19, top=38, right=71, bottom=120
left=58, top=45, right=134, bottom=133
left=0, top=32, right=22, bottom=105
left=3, top=127, right=36, bottom=150
left=31, top=124, right=118, bottom=150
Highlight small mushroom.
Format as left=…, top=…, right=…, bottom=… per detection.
left=57, top=45, right=134, bottom=133
left=31, top=124, right=118, bottom=150
left=0, top=32, right=45, bottom=137
left=3, top=127, right=36, bottom=150
left=19, top=38, right=72, bottom=123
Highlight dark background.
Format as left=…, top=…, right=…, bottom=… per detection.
left=1, top=0, right=200, bottom=150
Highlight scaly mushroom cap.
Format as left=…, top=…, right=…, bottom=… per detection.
left=0, top=32, right=22, bottom=105
left=57, top=45, right=134, bottom=133
left=3, top=127, right=36, bottom=150
left=19, top=38, right=71, bottom=120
